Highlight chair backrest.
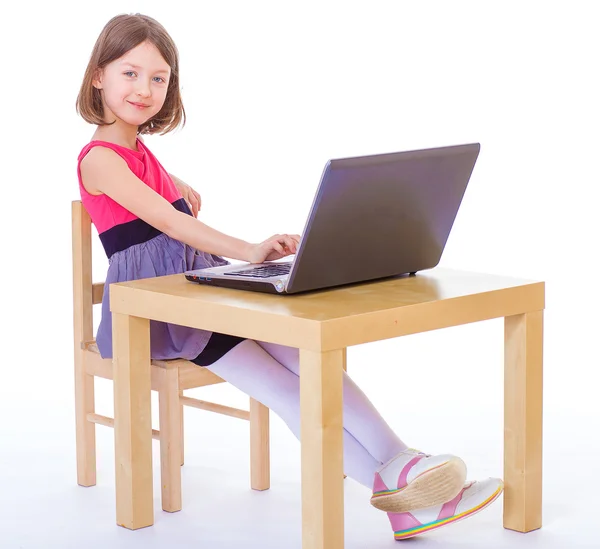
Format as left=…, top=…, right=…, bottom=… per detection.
left=72, top=200, right=104, bottom=349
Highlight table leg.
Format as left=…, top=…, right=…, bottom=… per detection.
left=112, top=312, right=154, bottom=529
left=300, top=349, right=345, bottom=549
left=504, top=311, right=543, bottom=532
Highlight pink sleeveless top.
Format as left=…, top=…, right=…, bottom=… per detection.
left=76, top=137, right=190, bottom=257
left=75, top=137, right=229, bottom=361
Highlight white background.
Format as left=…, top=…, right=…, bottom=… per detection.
left=0, top=1, right=598, bottom=547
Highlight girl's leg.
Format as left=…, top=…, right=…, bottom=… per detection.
left=205, top=339, right=469, bottom=514
left=254, top=343, right=472, bottom=513
left=205, top=339, right=384, bottom=488
left=255, top=341, right=409, bottom=464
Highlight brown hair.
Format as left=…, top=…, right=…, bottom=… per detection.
left=75, top=13, right=186, bottom=136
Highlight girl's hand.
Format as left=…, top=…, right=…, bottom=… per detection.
left=246, top=234, right=301, bottom=264
left=173, top=178, right=202, bottom=217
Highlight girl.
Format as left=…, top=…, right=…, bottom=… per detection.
left=75, top=13, right=503, bottom=541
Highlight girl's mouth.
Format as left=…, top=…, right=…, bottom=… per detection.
left=129, top=101, right=149, bottom=109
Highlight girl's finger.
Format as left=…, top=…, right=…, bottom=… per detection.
left=190, top=195, right=199, bottom=217
left=283, top=235, right=298, bottom=251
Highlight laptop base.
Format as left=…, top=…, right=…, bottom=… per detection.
left=184, top=273, right=285, bottom=294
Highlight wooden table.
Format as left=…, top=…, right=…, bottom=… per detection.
left=110, top=267, right=544, bottom=547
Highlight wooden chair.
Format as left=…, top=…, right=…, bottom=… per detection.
left=72, top=200, right=270, bottom=512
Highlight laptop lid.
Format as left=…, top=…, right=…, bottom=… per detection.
left=285, top=143, right=480, bottom=294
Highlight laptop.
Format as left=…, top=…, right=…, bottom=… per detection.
left=185, top=142, right=480, bottom=294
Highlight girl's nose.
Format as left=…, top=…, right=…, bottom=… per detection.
left=136, top=82, right=151, bottom=97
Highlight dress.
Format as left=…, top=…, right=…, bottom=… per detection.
left=77, top=137, right=242, bottom=364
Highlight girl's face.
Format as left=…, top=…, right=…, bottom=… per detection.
left=93, top=40, right=172, bottom=128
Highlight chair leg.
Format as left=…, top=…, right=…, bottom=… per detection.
left=158, top=367, right=183, bottom=512
left=179, top=389, right=184, bottom=466
left=75, top=352, right=96, bottom=486
left=342, top=349, right=347, bottom=480
left=249, top=398, right=270, bottom=491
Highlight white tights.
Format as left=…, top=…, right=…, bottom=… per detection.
left=205, top=339, right=407, bottom=488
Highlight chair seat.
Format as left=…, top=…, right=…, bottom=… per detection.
left=84, top=340, right=225, bottom=390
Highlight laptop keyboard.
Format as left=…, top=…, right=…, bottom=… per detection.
left=224, top=263, right=292, bottom=278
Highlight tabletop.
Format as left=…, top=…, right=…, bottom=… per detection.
left=109, top=268, right=545, bottom=351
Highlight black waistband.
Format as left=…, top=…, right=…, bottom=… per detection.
left=99, top=197, right=190, bottom=258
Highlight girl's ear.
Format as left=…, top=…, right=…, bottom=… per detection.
left=92, top=68, right=103, bottom=89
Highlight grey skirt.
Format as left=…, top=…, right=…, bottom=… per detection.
left=95, top=233, right=230, bottom=360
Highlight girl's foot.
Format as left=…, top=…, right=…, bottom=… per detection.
left=388, top=478, right=504, bottom=540
left=371, top=448, right=467, bottom=513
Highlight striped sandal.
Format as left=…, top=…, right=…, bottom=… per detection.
left=387, top=478, right=504, bottom=540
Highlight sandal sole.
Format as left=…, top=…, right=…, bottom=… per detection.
left=370, top=457, right=467, bottom=513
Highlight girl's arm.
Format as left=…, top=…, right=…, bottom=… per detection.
left=80, top=146, right=296, bottom=262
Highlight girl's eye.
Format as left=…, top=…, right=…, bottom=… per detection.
left=124, top=71, right=165, bottom=83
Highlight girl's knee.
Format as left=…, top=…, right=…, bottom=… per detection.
left=256, top=341, right=300, bottom=375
